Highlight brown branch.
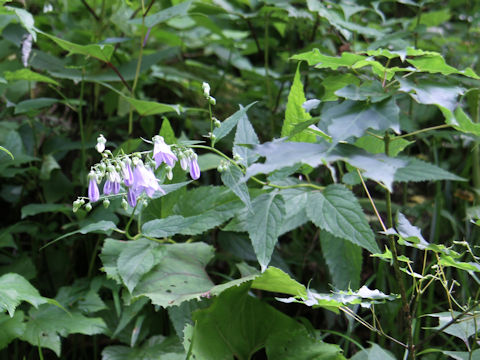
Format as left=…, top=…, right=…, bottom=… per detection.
left=106, top=62, right=132, bottom=92
left=80, top=0, right=100, bottom=21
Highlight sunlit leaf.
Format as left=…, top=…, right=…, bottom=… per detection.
left=281, top=63, right=316, bottom=142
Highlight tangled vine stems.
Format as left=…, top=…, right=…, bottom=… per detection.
left=384, top=132, right=415, bottom=359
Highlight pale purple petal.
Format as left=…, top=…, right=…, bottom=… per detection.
left=88, top=179, right=100, bottom=202
left=189, top=158, right=200, bottom=180
left=153, top=138, right=177, bottom=169
left=103, top=180, right=112, bottom=195
left=127, top=188, right=137, bottom=207
left=122, top=162, right=134, bottom=186
left=112, top=181, right=120, bottom=194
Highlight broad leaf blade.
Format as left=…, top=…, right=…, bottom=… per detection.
left=306, top=185, right=379, bottom=254
left=246, top=192, right=286, bottom=271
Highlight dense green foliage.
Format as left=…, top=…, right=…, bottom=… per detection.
left=1, top=0, right=480, bottom=359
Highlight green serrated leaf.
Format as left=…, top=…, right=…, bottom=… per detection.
left=281, top=63, right=316, bottom=142
left=247, top=192, right=286, bottom=271
left=394, top=157, right=465, bottom=183
left=213, top=102, right=256, bottom=145
left=143, top=186, right=244, bottom=237
left=306, top=185, right=379, bottom=254
left=220, top=165, right=251, bottom=208
left=233, top=105, right=259, bottom=166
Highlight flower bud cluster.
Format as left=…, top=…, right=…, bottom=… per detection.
left=73, top=135, right=202, bottom=212
left=217, top=159, right=230, bottom=173
left=202, top=82, right=216, bottom=105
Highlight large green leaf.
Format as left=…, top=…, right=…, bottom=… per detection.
left=21, top=303, right=107, bottom=356
left=320, top=231, right=362, bottom=290
left=0, top=273, right=48, bottom=317
left=281, top=63, right=316, bottom=142
left=117, top=238, right=167, bottom=293
left=397, top=77, right=464, bottom=118
left=306, top=185, right=379, bottom=254
left=4, top=69, right=59, bottom=86
left=320, top=98, right=400, bottom=144
left=142, top=186, right=244, bottom=237
left=246, top=191, right=286, bottom=271
left=130, top=242, right=215, bottom=307
left=187, top=283, right=343, bottom=360
left=37, top=29, right=114, bottom=62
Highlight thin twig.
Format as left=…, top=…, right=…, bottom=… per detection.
left=80, top=0, right=100, bottom=21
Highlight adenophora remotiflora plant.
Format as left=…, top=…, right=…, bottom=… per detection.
left=73, top=134, right=201, bottom=214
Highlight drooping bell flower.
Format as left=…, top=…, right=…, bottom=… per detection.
left=152, top=135, right=177, bottom=168
left=132, top=160, right=166, bottom=198
left=189, top=153, right=200, bottom=180
left=87, top=171, right=100, bottom=202
left=103, top=166, right=121, bottom=195
left=179, top=152, right=188, bottom=171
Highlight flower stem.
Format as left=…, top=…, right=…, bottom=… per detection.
left=384, top=132, right=415, bottom=359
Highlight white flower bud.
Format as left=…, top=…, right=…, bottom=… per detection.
left=95, top=134, right=106, bottom=153
left=202, top=82, right=210, bottom=98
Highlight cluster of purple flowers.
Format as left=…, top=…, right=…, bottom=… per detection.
left=79, top=135, right=201, bottom=211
